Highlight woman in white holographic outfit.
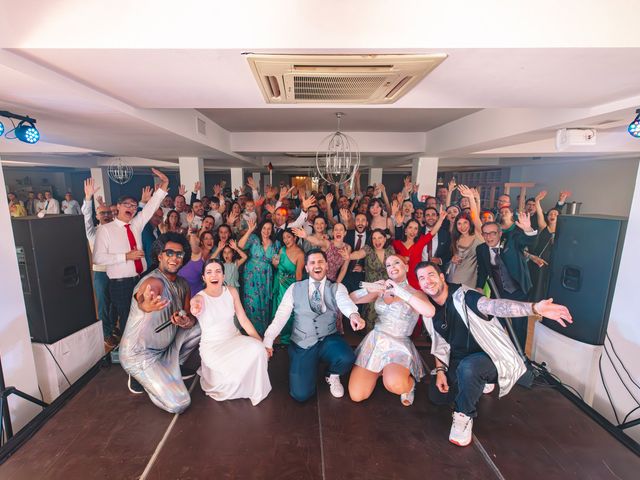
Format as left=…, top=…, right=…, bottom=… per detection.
left=348, top=255, right=435, bottom=406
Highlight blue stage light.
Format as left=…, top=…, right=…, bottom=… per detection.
left=14, top=120, right=40, bottom=144
left=0, top=120, right=4, bottom=136
left=629, top=109, right=640, bottom=138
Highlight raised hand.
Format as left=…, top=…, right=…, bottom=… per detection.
left=229, top=239, right=238, bottom=250
left=457, top=184, right=474, bottom=198
left=535, top=190, right=547, bottom=203
left=96, top=195, right=105, bottom=207
left=151, top=168, right=169, bottom=191
left=291, top=227, right=307, bottom=239
left=374, top=184, right=382, bottom=196
left=247, top=217, right=257, bottom=232
left=339, top=208, right=352, bottom=223
left=534, top=298, right=573, bottom=327
left=515, top=211, right=533, bottom=232
left=339, top=246, right=350, bottom=261
left=83, top=178, right=100, bottom=200
left=233, top=188, right=240, bottom=198
left=279, top=186, right=292, bottom=202
left=448, top=178, right=457, bottom=192
left=139, top=284, right=170, bottom=312
left=325, top=192, right=334, bottom=207
left=255, top=196, right=266, bottom=207
left=265, top=204, right=276, bottom=215
left=227, top=211, right=239, bottom=225
left=141, top=186, right=153, bottom=204
left=178, top=184, right=187, bottom=196
left=302, top=194, right=317, bottom=211
left=559, top=190, right=572, bottom=203
left=247, top=177, right=257, bottom=190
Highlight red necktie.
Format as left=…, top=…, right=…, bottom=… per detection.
left=355, top=233, right=363, bottom=251
left=125, top=224, right=143, bottom=274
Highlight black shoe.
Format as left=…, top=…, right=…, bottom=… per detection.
left=128, top=375, right=144, bottom=394
left=180, top=365, right=196, bottom=380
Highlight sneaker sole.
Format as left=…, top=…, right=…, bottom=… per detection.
left=449, top=437, right=472, bottom=447
left=182, top=374, right=196, bottom=380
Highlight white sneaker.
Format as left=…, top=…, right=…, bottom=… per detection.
left=483, top=383, right=495, bottom=395
left=325, top=374, right=344, bottom=398
left=401, top=380, right=416, bottom=406
left=449, top=412, right=473, bottom=447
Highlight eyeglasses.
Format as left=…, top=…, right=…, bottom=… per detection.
left=482, top=230, right=500, bottom=236
left=162, top=249, right=186, bottom=259
left=120, top=202, right=138, bottom=208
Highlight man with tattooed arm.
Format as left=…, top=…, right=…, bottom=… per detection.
left=383, top=261, right=572, bottom=447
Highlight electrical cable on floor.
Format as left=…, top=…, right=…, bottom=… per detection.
left=43, top=344, right=72, bottom=387
left=605, top=334, right=640, bottom=391
left=530, top=362, right=584, bottom=400
left=599, top=353, right=620, bottom=425
left=603, top=344, right=640, bottom=406
left=622, top=405, right=640, bottom=426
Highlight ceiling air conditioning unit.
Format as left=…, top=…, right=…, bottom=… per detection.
left=246, top=53, right=447, bottom=104
left=555, top=128, right=597, bottom=151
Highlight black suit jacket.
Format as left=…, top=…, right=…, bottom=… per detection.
left=342, top=229, right=371, bottom=292
left=476, top=227, right=536, bottom=294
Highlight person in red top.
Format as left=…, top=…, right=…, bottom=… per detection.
left=392, top=207, right=446, bottom=290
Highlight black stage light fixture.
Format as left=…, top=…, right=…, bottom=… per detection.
left=0, top=110, right=40, bottom=144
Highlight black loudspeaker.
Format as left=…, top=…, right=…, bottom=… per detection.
left=11, top=215, right=96, bottom=343
left=544, top=214, right=627, bottom=345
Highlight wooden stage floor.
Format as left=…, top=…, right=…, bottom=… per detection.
left=1, top=350, right=638, bottom=479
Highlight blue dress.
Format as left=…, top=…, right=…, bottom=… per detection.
left=241, top=234, right=280, bottom=335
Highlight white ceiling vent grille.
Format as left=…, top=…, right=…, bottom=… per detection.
left=246, top=54, right=447, bottom=104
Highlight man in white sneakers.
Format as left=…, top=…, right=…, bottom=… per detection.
left=401, top=261, right=572, bottom=447
left=264, top=248, right=365, bottom=401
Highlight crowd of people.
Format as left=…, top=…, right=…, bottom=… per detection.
left=6, top=169, right=573, bottom=447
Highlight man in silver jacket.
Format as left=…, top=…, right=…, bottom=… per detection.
left=385, top=261, right=572, bottom=447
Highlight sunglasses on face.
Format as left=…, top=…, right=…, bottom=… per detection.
left=162, top=249, right=186, bottom=259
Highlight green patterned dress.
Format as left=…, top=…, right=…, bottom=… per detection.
left=271, top=247, right=298, bottom=344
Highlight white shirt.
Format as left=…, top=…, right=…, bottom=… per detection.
left=263, top=277, right=358, bottom=348
left=93, top=188, right=167, bottom=279
left=81, top=200, right=107, bottom=272
left=275, top=209, right=308, bottom=232
left=62, top=199, right=81, bottom=215
left=43, top=198, right=60, bottom=214
left=35, top=199, right=47, bottom=213
left=421, top=229, right=439, bottom=262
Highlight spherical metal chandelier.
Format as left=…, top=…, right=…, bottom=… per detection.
left=315, top=112, right=360, bottom=188
left=108, top=157, right=134, bottom=185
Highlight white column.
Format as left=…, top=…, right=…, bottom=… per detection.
left=412, top=157, right=439, bottom=198
left=230, top=167, right=244, bottom=195
left=178, top=157, right=204, bottom=198
left=90, top=167, right=111, bottom=205
left=369, top=167, right=383, bottom=187
left=0, top=159, right=42, bottom=433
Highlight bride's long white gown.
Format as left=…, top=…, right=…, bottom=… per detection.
left=194, top=287, right=271, bottom=406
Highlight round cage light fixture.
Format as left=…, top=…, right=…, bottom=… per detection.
left=315, top=112, right=360, bottom=188
left=108, top=157, right=134, bottom=185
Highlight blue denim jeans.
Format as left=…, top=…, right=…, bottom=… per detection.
left=428, top=352, right=498, bottom=417
left=288, top=334, right=355, bottom=402
left=94, top=271, right=115, bottom=338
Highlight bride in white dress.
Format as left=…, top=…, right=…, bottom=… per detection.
left=190, top=258, right=271, bottom=406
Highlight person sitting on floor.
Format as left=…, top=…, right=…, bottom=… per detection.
left=190, top=258, right=272, bottom=406
left=263, top=248, right=366, bottom=401
left=396, top=261, right=572, bottom=447
left=119, top=233, right=201, bottom=414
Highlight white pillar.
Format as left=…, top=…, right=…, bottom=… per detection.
left=178, top=157, right=204, bottom=198
left=230, top=168, right=244, bottom=195
left=90, top=167, right=111, bottom=206
left=412, top=157, right=439, bottom=198
left=369, top=168, right=383, bottom=187
left=0, top=159, right=42, bottom=433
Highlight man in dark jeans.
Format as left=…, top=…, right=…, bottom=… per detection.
left=94, top=168, right=169, bottom=336
left=401, top=262, right=572, bottom=447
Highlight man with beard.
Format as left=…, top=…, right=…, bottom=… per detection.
left=342, top=213, right=370, bottom=293
left=390, top=261, right=571, bottom=447
left=420, top=206, right=452, bottom=269
left=264, top=249, right=365, bottom=401
left=119, top=233, right=201, bottom=413
left=94, top=168, right=169, bottom=336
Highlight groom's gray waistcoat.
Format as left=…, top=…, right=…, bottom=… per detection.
left=291, top=279, right=339, bottom=349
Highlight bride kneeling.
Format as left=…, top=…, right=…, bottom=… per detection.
left=349, top=255, right=435, bottom=406
left=191, top=258, right=272, bottom=406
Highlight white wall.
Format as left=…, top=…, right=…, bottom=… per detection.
left=509, top=157, right=639, bottom=217
left=0, top=161, right=43, bottom=434
left=590, top=164, right=640, bottom=442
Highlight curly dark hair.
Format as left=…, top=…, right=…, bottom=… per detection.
left=149, top=232, right=192, bottom=271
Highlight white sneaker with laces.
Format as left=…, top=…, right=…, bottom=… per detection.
left=483, top=383, right=495, bottom=395
left=325, top=374, right=344, bottom=398
left=449, top=411, right=473, bottom=447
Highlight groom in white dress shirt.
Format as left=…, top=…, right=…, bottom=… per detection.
left=264, top=248, right=365, bottom=401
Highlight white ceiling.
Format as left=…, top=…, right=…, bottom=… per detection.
left=1, top=1, right=639, bottom=171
